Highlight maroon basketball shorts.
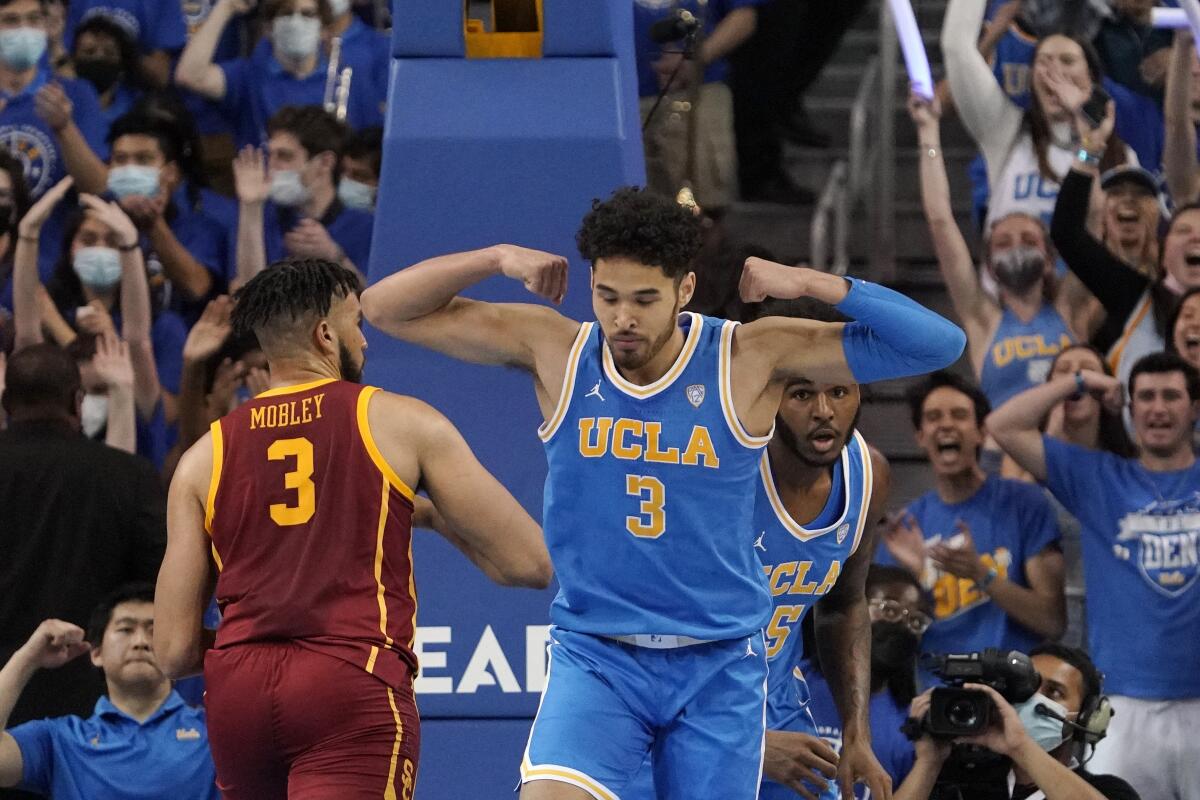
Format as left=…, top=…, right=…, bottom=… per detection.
left=204, top=642, right=419, bottom=800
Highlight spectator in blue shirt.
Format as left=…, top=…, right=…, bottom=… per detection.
left=0, top=584, right=219, bottom=799
left=0, top=0, right=110, bottom=282
left=989, top=351, right=1200, bottom=800
left=176, top=0, right=381, bottom=149
left=232, top=104, right=372, bottom=287
left=62, top=0, right=187, bottom=89
left=799, top=565, right=931, bottom=799
left=337, top=124, right=380, bottom=212
left=68, top=15, right=146, bottom=130
left=880, top=371, right=1066, bottom=683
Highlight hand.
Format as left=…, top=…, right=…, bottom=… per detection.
left=907, top=87, right=942, bottom=129
left=883, top=512, right=928, bottom=580
left=243, top=365, right=271, bottom=396
left=1077, top=100, right=1116, bottom=154
left=738, top=257, right=821, bottom=303
left=34, top=83, right=74, bottom=132
left=16, top=619, right=91, bottom=670
left=283, top=218, right=340, bottom=261
left=1078, top=369, right=1124, bottom=413
left=232, top=145, right=270, bottom=205
left=909, top=691, right=953, bottom=765
left=119, top=194, right=166, bottom=230
left=930, top=520, right=986, bottom=582
left=91, top=332, right=134, bottom=390
left=957, top=683, right=1030, bottom=757
left=492, top=244, right=569, bottom=304
left=762, top=730, right=839, bottom=800
left=18, top=176, right=73, bottom=237
left=1037, top=63, right=1090, bottom=117
left=837, top=739, right=893, bottom=800
left=76, top=299, right=116, bottom=337
left=182, top=295, right=233, bottom=364
left=79, top=194, right=139, bottom=249
left=652, top=51, right=699, bottom=93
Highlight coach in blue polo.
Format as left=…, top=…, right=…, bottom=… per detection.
left=0, top=583, right=218, bottom=799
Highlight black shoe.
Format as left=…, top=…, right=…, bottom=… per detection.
left=779, top=105, right=832, bottom=149
left=742, top=175, right=816, bottom=205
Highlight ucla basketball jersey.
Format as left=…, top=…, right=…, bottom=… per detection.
left=756, top=431, right=875, bottom=699
left=986, top=130, right=1074, bottom=233
left=980, top=304, right=1073, bottom=409
left=540, top=312, right=773, bottom=640
left=991, top=23, right=1036, bottom=110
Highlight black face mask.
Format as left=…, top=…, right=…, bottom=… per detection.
left=74, top=58, right=122, bottom=94
left=871, top=621, right=920, bottom=669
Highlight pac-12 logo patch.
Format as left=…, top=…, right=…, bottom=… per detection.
left=0, top=125, right=57, bottom=197
left=1116, top=493, right=1200, bottom=599
left=686, top=384, right=705, bottom=408
left=836, top=523, right=850, bottom=544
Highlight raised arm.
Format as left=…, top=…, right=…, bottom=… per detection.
left=1164, top=31, right=1198, bottom=205
left=986, top=369, right=1123, bottom=482
left=155, top=432, right=218, bottom=679
left=174, top=0, right=249, bottom=99
left=232, top=146, right=269, bottom=292
left=361, top=244, right=579, bottom=374
left=908, top=91, right=996, bottom=359
left=13, top=178, right=74, bottom=349
left=941, top=0, right=1023, bottom=165
left=34, top=84, right=109, bottom=195
left=372, top=392, right=552, bottom=589
left=814, top=448, right=894, bottom=800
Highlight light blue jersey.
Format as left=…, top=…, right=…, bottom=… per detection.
left=979, top=305, right=1073, bottom=410
left=540, top=312, right=773, bottom=639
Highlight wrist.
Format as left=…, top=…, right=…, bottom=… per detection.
left=976, top=563, right=999, bottom=590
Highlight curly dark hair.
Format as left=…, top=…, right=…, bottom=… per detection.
left=231, top=257, right=362, bottom=343
left=575, top=186, right=702, bottom=280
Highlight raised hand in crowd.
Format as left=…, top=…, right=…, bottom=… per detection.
left=883, top=512, right=927, bottom=580
left=91, top=331, right=137, bottom=454
left=244, top=365, right=271, bottom=396
left=9, top=619, right=91, bottom=673
left=233, top=145, right=270, bottom=206
left=929, top=520, right=984, bottom=582
left=1076, top=369, right=1125, bottom=414
left=79, top=193, right=139, bottom=251
left=16, top=175, right=72, bottom=239
left=75, top=300, right=116, bottom=338
left=182, top=295, right=233, bottom=367
left=33, top=82, right=73, bottom=133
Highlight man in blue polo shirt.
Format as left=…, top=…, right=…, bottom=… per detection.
left=879, top=371, right=1066, bottom=685
left=0, top=583, right=218, bottom=800
left=989, top=351, right=1200, bottom=800
left=232, top=104, right=371, bottom=286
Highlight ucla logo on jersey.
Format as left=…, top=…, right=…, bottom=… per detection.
left=836, top=523, right=850, bottom=545
left=0, top=125, right=57, bottom=197
left=990, top=333, right=1071, bottom=368
left=686, top=384, right=705, bottom=408
left=577, top=417, right=719, bottom=468
left=1116, top=494, right=1200, bottom=599
left=1013, top=172, right=1059, bottom=202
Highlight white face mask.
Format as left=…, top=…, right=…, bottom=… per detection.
left=272, top=13, right=321, bottom=60
left=80, top=392, right=108, bottom=438
left=337, top=176, right=376, bottom=211
left=1014, top=692, right=1072, bottom=752
left=269, top=169, right=310, bottom=207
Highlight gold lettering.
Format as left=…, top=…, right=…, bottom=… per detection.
left=992, top=341, right=1013, bottom=368
left=578, top=417, right=613, bottom=457
left=769, top=563, right=796, bottom=595
left=788, top=562, right=820, bottom=595
left=643, top=422, right=681, bottom=464
left=681, top=425, right=719, bottom=468
left=251, top=407, right=265, bottom=429
left=815, top=561, right=841, bottom=594
left=265, top=405, right=278, bottom=428
left=313, top=393, right=324, bottom=418
left=612, top=419, right=644, bottom=460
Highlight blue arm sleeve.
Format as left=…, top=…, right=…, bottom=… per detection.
left=835, top=278, right=967, bottom=383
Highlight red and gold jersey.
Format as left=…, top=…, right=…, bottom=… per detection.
left=206, top=378, right=417, bottom=687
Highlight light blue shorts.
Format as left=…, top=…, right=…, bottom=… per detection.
left=521, top=627, right=769, bottom=799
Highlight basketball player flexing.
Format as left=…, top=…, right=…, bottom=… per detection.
left=362, top=187, right=964, bottom=799
left=154, top=258, right=553, bottom=799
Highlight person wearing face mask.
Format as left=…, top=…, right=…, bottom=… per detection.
left=232, top=104, right=372, bottom=288
left=69, top=15, right=145, bottom=130
left=894, top=644, right=1139, bottom=800
left=0, top=0, right=109, bottom=279
left=1051, top=99, right=1200, bottom=423
left=12, top=176, right=185, bottom=468
left=796, top=566, right=933, bottom=800
left=176, top=0, right=382, bottom=150
left=880, top=371, right=1066, bottom=688
left=62, top=1, right=187, bottom=89
left=989, top=352, right=1200, bottom=800
left=910, top=91, right=1078, bottom=417
left=337, top=125, right=380, bottom=213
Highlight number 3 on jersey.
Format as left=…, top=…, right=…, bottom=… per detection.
left=268, top=437, right=315, bottom=526
left=625, top=474, right=665, bottom=538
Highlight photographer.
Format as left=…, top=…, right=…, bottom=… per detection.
left=896, top=645, right=1138, bottom=800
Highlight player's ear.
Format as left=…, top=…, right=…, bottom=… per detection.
left=313, top=318, right=336, bottom=356
left=678, top=272, right=696, bottom=307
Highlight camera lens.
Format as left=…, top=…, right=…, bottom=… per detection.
left=947, top=698, right=979, bottom=728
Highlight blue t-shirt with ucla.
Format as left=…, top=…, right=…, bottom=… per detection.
left=880, top=476, right=1060, bottom=671
left=540, top=312, right=772, bottom=639
left=9, top=691, right=218, bottom=800
left=1043, top=437, right=1200, bottom=699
